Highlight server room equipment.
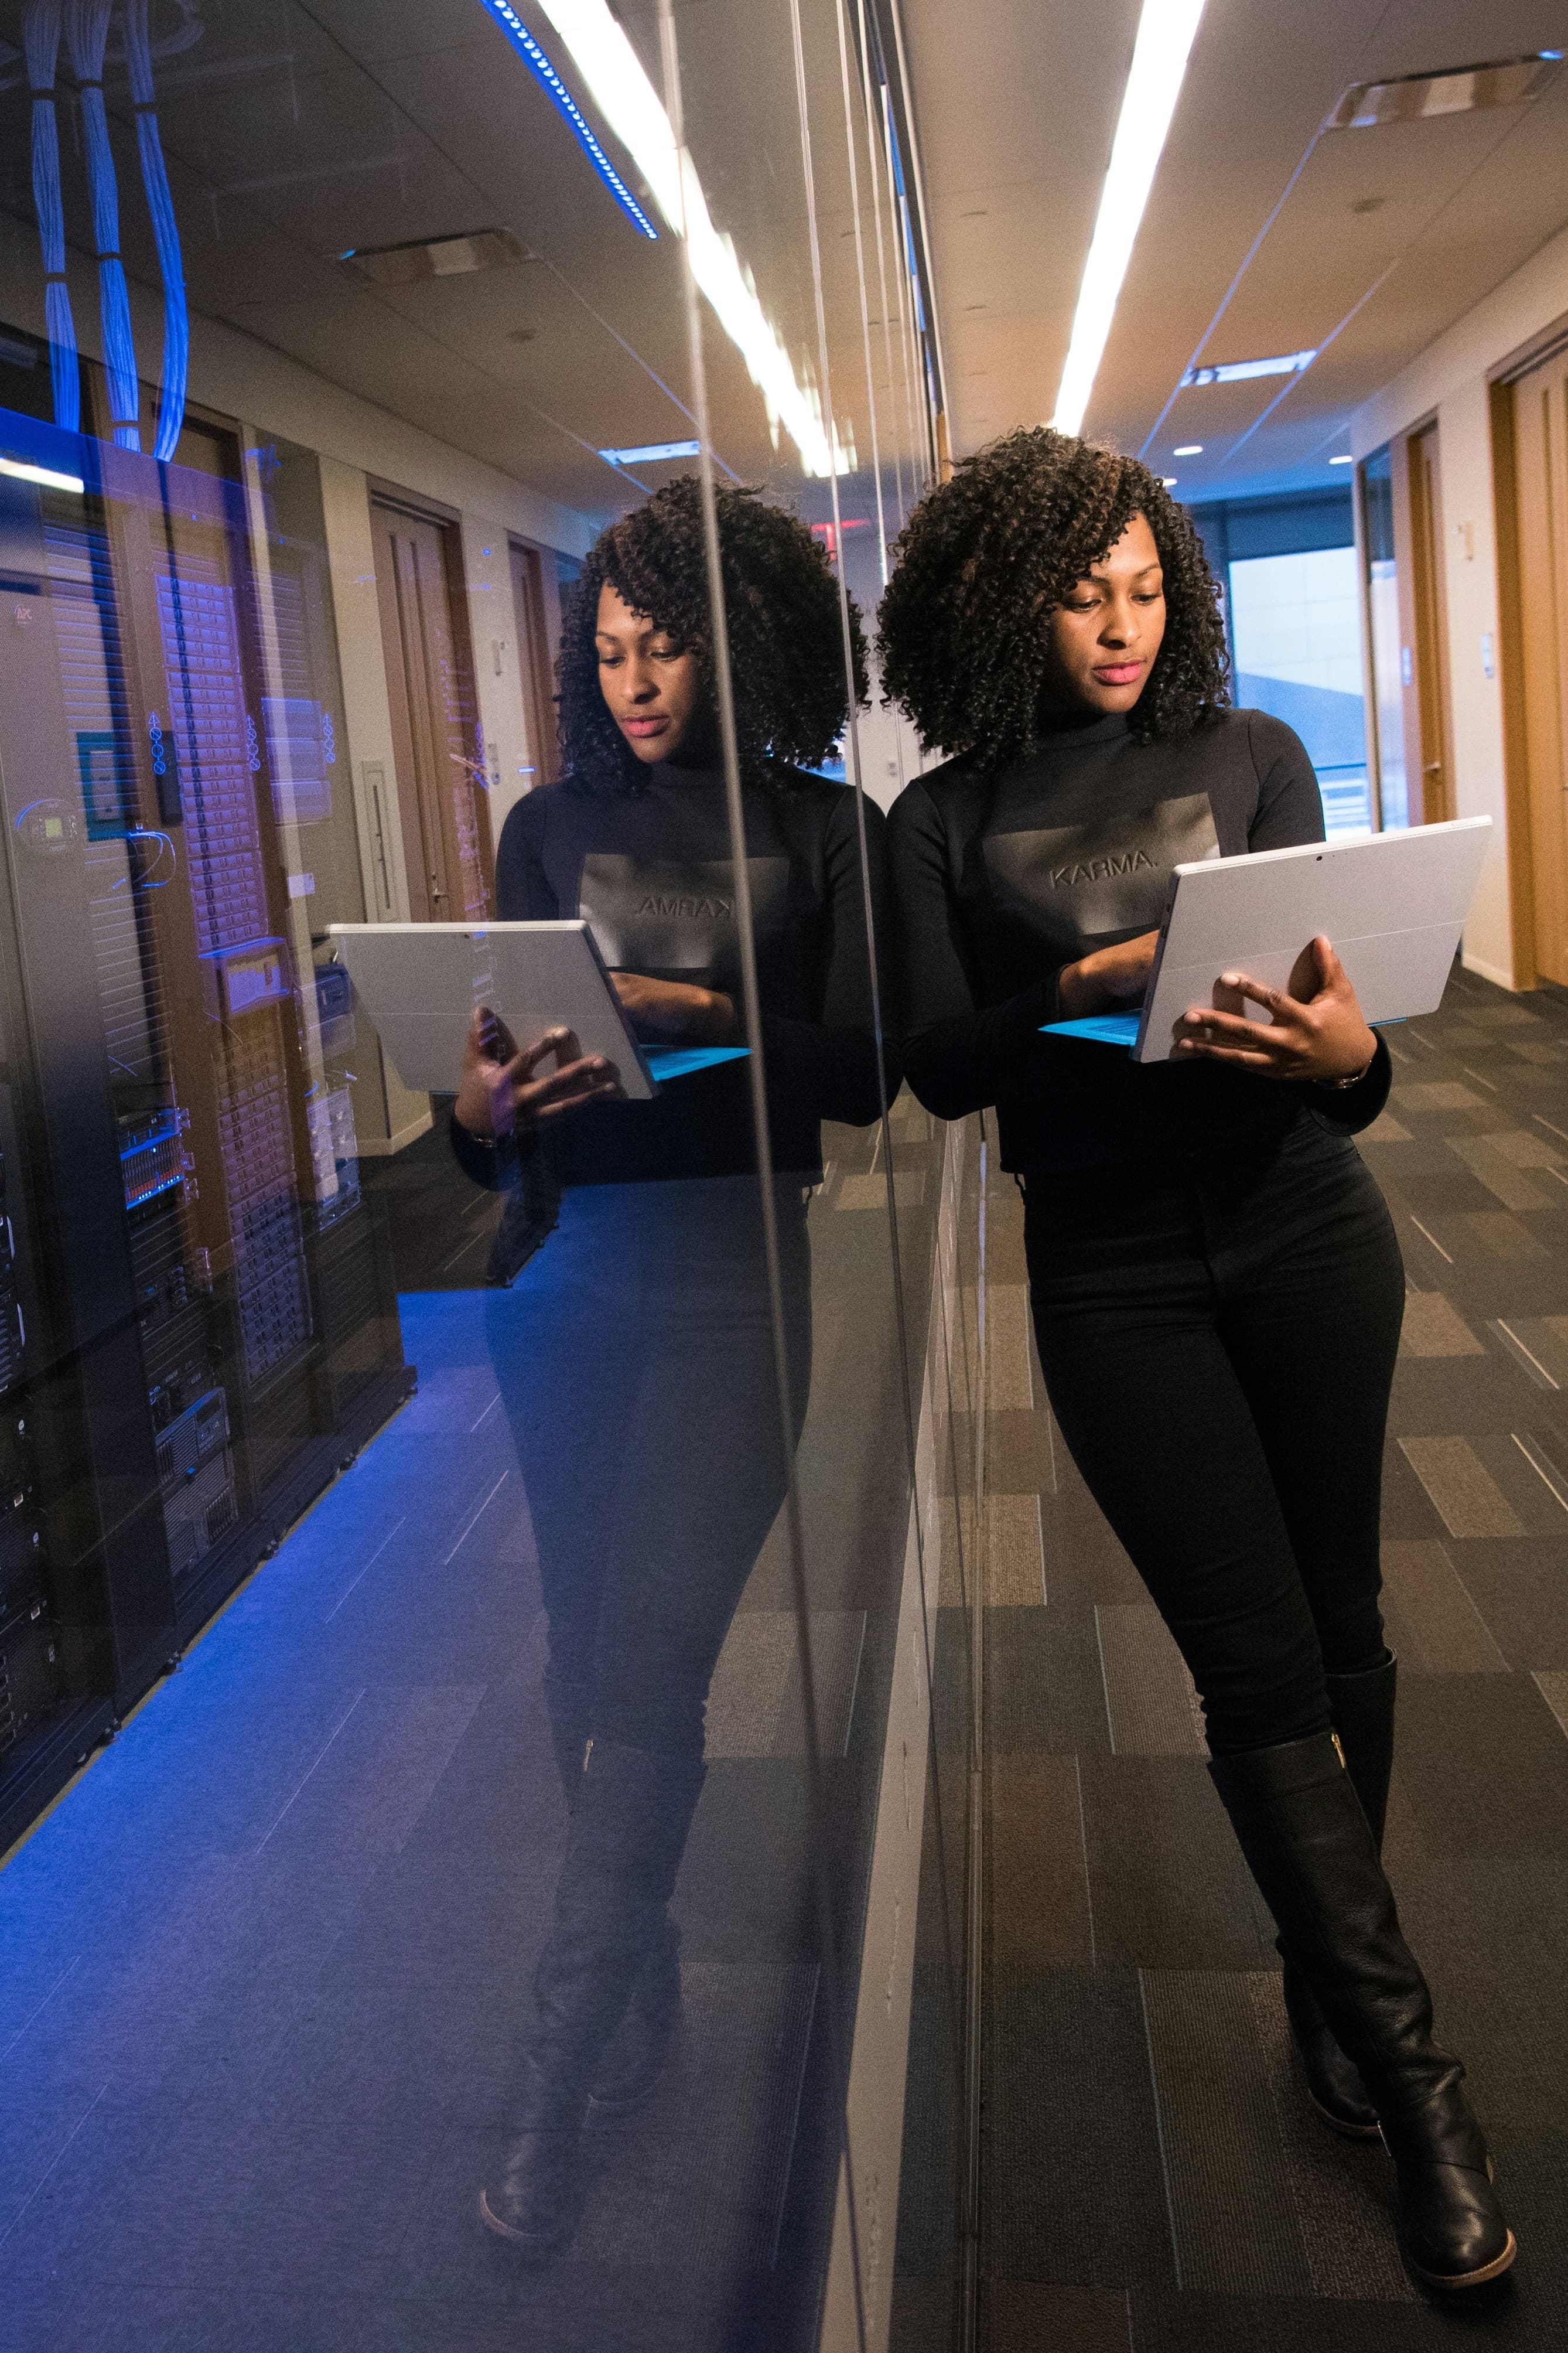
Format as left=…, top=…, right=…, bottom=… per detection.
left=0, top=369, right=410, bottom=1850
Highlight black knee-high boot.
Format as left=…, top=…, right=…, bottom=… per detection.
left=481, top=1741, right=706, bottom=2255
left=1281, top=1655, right=1398, bottom=2136
left=1211, top=1733, right=1515, bottom=2290
left=539, top=1684, right=687, bottom=2114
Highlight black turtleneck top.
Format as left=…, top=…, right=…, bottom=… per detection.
left=455, top=759, right=894, bottom=1188
left=886, top=708, right=1391, bottom=1174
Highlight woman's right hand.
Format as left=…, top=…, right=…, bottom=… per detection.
left=452, top=1006, right=622, bottom=1141
left=1055, top=929, right=1161, bottom=1019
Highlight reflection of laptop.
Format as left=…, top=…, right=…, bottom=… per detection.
left=1042, top=816, right=1492, bottom=1063
left=326, top=920, right=748, bottom=1100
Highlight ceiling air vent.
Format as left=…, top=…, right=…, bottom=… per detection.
left=338, top=229, right=534, bottom=285
left=1329, top=52, right=1562, bottom=129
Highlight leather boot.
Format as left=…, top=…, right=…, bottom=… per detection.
left=1211, top=1733, right=1515, bottom=2290
left=481, top=1741, right=706, bottom=2255
left=589, top=1912, right=684, bottom=2116
left=538, top=1686, right=688, bottom=2113
left=1281, top=1655, right=1398, bottom=2137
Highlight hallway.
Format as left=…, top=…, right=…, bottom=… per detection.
left=915, top=970, right=1568, bottom=2347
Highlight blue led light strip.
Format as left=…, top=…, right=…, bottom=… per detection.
left=476, top=2, right=658, bottom=240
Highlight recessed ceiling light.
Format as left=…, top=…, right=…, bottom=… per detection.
left=339, top=229, right=532, bottom=284
left=1181, top=349, right=1316, bottom=388
left=1328, top=52, right=1561, bottom=129
left=598, top=440, right=702, bottom=466
left=1329, top=453, right=1354, bottom=465
left=1173, top=443, right=1203, bottom=455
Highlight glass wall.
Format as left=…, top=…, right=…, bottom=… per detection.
left=0, top=5, right=970, bottom=2351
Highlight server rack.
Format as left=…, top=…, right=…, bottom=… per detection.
left=0, top=391, right=411, bottom=1851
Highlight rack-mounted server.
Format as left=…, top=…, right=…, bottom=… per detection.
left=0, top=386, right=411, bottom=1853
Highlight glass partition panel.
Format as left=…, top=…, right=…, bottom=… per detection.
left=0, top=6, right=964, bottom=2351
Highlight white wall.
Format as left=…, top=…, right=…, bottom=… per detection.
left=1352, top=220, right=1568, bottom=989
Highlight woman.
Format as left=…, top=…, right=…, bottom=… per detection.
left=881, top=428, right=1512, bottom=2290
left=449, top=478, right=893, bottom=2256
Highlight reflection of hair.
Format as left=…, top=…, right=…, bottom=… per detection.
left=877, top=427, right=1229, bottom=771
left=558, top=476, right=869, bottom=792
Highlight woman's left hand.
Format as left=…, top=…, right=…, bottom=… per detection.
left=1170, top=935, right=1378, bottom=1083
left=611, top=971, right=739, bottom=1045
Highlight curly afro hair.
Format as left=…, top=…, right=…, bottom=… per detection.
left=877, top=428, right=1229, bottom=771
left=558, top=476, right=869, bottom=791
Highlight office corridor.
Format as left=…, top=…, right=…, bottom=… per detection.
left=898, top=969, right=1568, bottom=2349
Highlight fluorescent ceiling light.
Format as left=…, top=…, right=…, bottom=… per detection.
left=1329, top=52, right=1562, bottom=129
left=477, top=4, right=658, bottom=237
left=1161, top=476, right=1178, bottom=487
left=492, top=0, right=848, bottom=476
left=1181, top=349, right=1316, bottom=388
left=0, top=455, right=84, bottom=493
left=1051, top=0, right=1207, bottom=437
left=599, top=439, right=701, bottom=465
left=1173, top=442, right=1203, bottom=455
left=1329, top=453, right=1354, bottom=465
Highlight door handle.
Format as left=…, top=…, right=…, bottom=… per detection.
left=1423, top=762, right=1443, bottom=774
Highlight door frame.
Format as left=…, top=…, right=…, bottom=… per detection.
left=366, top=480, right=493, bottom=921
left=1490, top=310, right=1568, bottom=991
left=508, top=534, right=565, bottom=790
left=1406, top=423, right=1457, bottom=827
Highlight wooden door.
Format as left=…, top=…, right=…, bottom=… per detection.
left=1511, top=350, right=1568, bottom=986
left=509, top=538, right=562, bottom=789
left=1408, top=424, right=1455, bottom=824
left=370, top=499, right=492, bottom=921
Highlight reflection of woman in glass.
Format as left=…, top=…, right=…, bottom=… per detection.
left=450, top=479, right=892, bottom=2255
left=881, top=430, right=1513, bottom=2289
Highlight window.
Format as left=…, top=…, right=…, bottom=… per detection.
left=1228, top=545, right=1372, bottom=834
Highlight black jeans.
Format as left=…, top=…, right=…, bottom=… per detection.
left=1023, top=1114, right=1405, bottom=1756
left=486, top=1174, right=812, bottom=1760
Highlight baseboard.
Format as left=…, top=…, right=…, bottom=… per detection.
left=1460, top=952, right=1522, bottom=991
left=354, top=1109, right=435, bottom=1157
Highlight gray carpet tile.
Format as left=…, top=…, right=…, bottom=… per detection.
left=1395, top=1672, right=1568, bottom=1859
left=1095, top=1606, right=1205, bottom=1758
left=1244, top=1971, right=1416, bottom=2304
left=1140, top=1967, right=1314, bottom=2296
left=985, top=2282, right=1133, bottom=2352
left=984, top=1965, right=1176, bottom=2289
left=1080, top=1757, right=1274, bottom=1973
left=1377, top=1541, right=1510, bottom=1673
left=984, top=1606, right=1112, bottom=1758
left=988, top=1755, right=1094, bottom=1967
